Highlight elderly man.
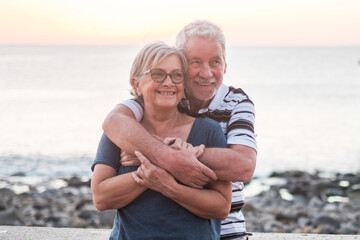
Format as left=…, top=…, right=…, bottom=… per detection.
left=102, top=20, right=257, bottom=239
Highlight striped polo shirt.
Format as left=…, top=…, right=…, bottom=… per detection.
left=122, top=84, right=257, bottom=239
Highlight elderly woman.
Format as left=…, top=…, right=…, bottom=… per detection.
left=91, top=42, right=231, bottom=240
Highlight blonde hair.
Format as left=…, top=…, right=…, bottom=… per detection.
left=129, top=42, right=187, bottom=100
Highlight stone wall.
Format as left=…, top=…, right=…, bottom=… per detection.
left=0, top=226, right=359, bottom=240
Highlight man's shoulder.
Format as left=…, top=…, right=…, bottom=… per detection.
left=210, top=84, right=253, bottom=110
left=225, top=85, right=251, bottom=101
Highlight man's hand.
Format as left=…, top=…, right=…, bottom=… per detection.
left=165, top=147, right=217, bottom=188
left=162, top=137, right=214, bottom=188
left=164, top=137, right=205, bottom=158
left=122, top=136, right=216, bottom=188
left=120, top=151, right=141, bottom=167
left=120, top=137, right=205, bottom=167
left=132, top=151, right=177, bottom=194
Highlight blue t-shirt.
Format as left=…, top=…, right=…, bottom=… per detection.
left=92, top=118, right=227, bottom=240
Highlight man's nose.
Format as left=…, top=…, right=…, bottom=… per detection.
left=199, top=63, right=213, bottom=79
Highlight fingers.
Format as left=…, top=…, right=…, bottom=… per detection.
left=171, top=138, right=183, bottom=150
left=120, top=151, right=127, bottom=158
left=201, top=165, right=217, bottom=181
left=134, top=151, right=151, bottom=167
left=187, top=171, right=214, bottom=187
left=120, top=151, right=141, bottom=167
left=163, top=137, right=176, bottom=145
left=132, top=172, right=145, bottom=186
left=121, top=160, right=140, bottom=167
left=195, top=144, right=205, bottom=158
left=187, top=177, right=209, bottom=188
left=198, top=144, right=205, bottom=151
left=188, top=183, right=203, bottom=189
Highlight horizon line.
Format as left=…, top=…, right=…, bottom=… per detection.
left=1, top=43, right=360, bottom=48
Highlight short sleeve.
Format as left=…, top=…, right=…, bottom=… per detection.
left=91, top=133, right=121, bottom=171
left=121, top=99, right=144, bottom=122
left=227, top=98, right=257, bottom=152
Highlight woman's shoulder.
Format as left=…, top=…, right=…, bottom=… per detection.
left=189, top=118, right=226, bottom=148
left=194, top=117, right=220, bottom=127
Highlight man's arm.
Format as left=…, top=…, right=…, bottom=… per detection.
left=198, top=145, right=257, bottom=183
left=102, top=104, right=216, bottom=187
left=197, top=89, right=257, bottom=183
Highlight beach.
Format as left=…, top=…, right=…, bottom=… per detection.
left=1, top=171, right=359, bottom=234
left=1, top=45, right=360, bottom=235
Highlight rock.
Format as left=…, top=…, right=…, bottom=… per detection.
left=275, top=209, right=298, bottom=222
left=66, top=177, right=90, bottom=188
left=71, top=217, right=89, bottom=228
left=33, top=196, right=50, bottom=209
left=1, top=171, right=359, bottom=234
left=242, top=202, right=256, bottom=212
left=302, top=225, right=313, bottom=233
left=323, top=203, right=337, bottom=212
left=10, top=172, right=26, bottom=177
left=314, top=214, right=341, bottom=229
left=0, top=207, right=18, bottom=225
left=297, top=217, right=310, bottom=228
left=317, top=224, right=338, bottom=234
left=338, top=222, right=359, bottom=234
left=0, top=199, right=8, bottom=211
left=0, top=188, right=15, bottom=210
left=308, top=196, right=324, bottom=209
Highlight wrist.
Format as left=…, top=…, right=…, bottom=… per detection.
left=163, top=180, right=180, bottom=199
left=155, top=144, right=176, bottom=171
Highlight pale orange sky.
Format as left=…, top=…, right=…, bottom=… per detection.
left=1, top=0, right=360, bottom=46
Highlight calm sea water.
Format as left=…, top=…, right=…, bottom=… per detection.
left=1, top=45, right=359, bottom=177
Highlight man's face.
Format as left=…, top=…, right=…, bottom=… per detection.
left=184, top=37, right=226, bottom=106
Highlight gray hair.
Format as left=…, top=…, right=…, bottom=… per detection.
left=130, top=42, right=187, bottom=100
left=175, top=20, right=226, bottom=60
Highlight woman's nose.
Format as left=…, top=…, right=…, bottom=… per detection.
left=162, top=74, right=175, bottom=85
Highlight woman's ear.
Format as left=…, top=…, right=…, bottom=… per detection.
left=130, top=78, right=142, bottom=96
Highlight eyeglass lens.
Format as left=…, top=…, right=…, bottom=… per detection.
left=150, top=69, right=184, bottom=83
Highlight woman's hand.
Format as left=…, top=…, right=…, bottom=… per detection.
left=164, top=137, right=205, bottom=158
left=132, top=151, right=177, bottom=194
left=120, top=151, right=141, bottom=166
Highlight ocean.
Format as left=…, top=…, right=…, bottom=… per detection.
left=1, top=45, right=359, bottom=177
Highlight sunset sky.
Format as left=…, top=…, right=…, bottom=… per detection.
left=1, top=0, right=360, bottom=46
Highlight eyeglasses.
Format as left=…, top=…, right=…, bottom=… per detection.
left=142, top=69, right=184, bottom=84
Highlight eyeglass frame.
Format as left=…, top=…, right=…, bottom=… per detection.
left=141, top=69, right=185, bottom=84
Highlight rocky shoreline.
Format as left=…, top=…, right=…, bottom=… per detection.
left=243, top=171, right=360, bottom=234
left=1, top=171, right=359, bottom=234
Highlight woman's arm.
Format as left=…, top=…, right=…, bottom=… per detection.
left=91, top=164, right=147, bottom=211
left=132, top=151, right=232, bottom=220
left=91, top=133, right=147, bottom=211
left=167, top=178, right=231, bottom=220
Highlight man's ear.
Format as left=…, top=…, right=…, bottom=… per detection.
left=130, top=78, right=142, bottom=96
left=224, top=61, right=227, bottom=74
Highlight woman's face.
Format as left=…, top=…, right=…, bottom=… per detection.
left=136, top=54, right=184, bottom=111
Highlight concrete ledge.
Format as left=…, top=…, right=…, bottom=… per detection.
left=0, top=226, right=359, bottom=240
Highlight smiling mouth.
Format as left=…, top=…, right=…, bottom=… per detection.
left=157, top=91, right=176, bottom=95
left=194, top=78, right=216, bottom=86
left=195, top=81, right=215, bottom=86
